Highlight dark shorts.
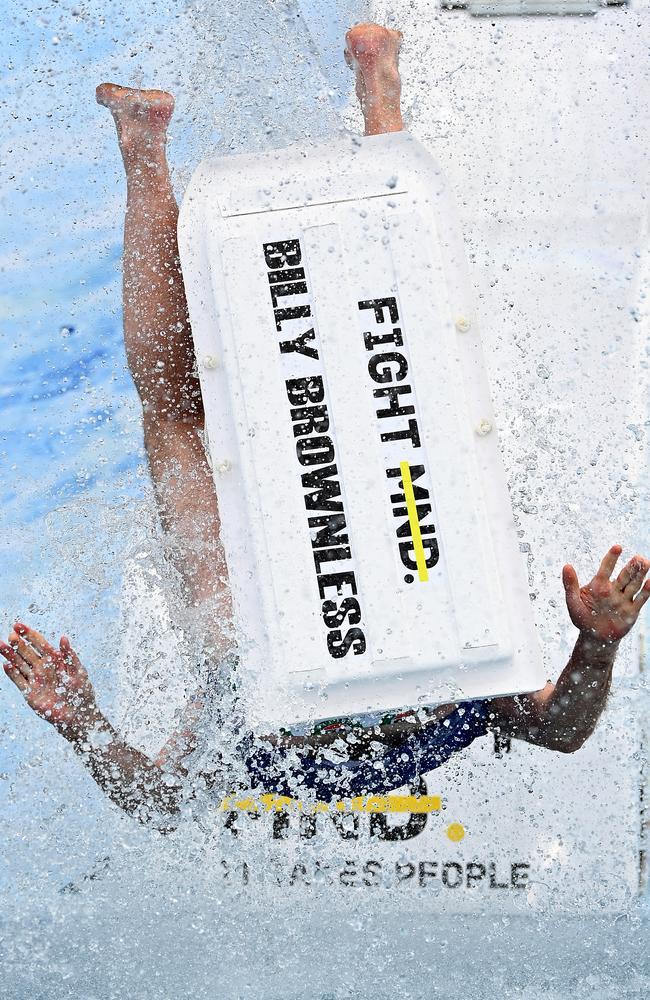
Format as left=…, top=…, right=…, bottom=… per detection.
left=241, top=699, right=490, bottom=801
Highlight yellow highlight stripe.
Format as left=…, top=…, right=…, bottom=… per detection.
left=219, top=794, right=441, bottom=814
left=349, top=794, right=441, bottom=814
left=399, top=460, right=429, bottom=582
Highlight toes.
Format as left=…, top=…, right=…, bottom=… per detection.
left=96, top=82, right=174, bottom=121
left=96, top=82, right=124, bottom=108
left=346, top=23, right=402, bottom=62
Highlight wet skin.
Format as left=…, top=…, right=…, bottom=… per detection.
left=2, top=24, right=650, bottom=818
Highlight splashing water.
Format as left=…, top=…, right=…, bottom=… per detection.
left=1, top=0, right=650, bottom=996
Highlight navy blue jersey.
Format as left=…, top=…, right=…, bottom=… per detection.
left=241, top=699, right=490, bottom=801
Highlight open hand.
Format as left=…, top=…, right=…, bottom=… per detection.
left=562, top=545, right=650, bottom=644
left=1, top=623, right=99, bottom=735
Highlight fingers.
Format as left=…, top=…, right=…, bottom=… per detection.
left=2, top=623, right=65, bottom=684
left=596, top=544, right=623, bottom=581
left=7, top=632, right=47, bottom=672
left=2, top=662, right=29, bottom=694
left=59, top=636, right=82, bottom=673
left=615, top=559, right=635, bottom=592
left=14, top=622, right=59, bottom=662
left=9, top=623, right=65, bottom=676
left=632, top=579, right=650, bottom=613
left=617, top=557, right=650, bottom=597
left=0, top=642, right=31, bottom=681
left=562, top=564, right=583, bottom=619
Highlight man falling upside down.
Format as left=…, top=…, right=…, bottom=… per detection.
left=2, top=24, right=649, bottom=827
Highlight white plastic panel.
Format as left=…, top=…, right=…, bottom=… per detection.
left=178, top=131, right=546, bottom=730
left=112, top=1, right=649, bottom=918
left=347, top=0, right=648, bottom=914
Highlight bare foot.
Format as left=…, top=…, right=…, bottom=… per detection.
left=344, top=23, right=403, bottom=136
left=96, top=83, right=175, bottom=169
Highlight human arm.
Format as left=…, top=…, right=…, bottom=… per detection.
left=1, top=623, right=186, bottom=826
left=488, top=545, right=650, bottom=752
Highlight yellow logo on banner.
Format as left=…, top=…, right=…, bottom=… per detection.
left=220, top=792, right=442, bottom=814
left=219, top=793, right=466, bottom=841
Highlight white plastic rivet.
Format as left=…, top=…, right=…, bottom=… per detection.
left=215, top=459, right=232, bottom=474
left=203, top=355, right=219, bottom=370
left=455, top=316, right=471, bottom=333
left=476, top=419, right=493, bottom=437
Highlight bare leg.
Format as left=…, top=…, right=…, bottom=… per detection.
left=96, top=85, right=196, bottom=419
left=95, top=25, right=402, bottom=644
left=345, top=24, right=404, bottom=136
left=96, top=35, right=414, bottom=749
left=96, top=84, right=232, bottom=654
